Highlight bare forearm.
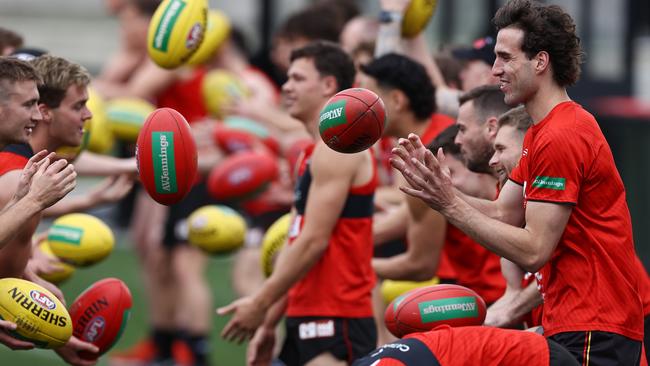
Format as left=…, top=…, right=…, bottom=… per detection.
left=443, top=198, right=537, bottom=271
left=74, top=152, right=136, bottom=176
left=263, top=296, right=287, bottom=328
left=256, top=236, right=327, bottom=308
left=0, top=197, right=42, bottom=249
left=509, top=283, right=543, bottom=320
left=42, top=195, right=94, bottom=218
left=454, top=187, right=501, bottom=219
left=373, top=254, right=435, bottom=282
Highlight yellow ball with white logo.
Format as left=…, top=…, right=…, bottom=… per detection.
left=147, top=0, right=208, bottom=69
left=106, top=97, right=156, bottom=142
left=37, top=241, right=76, bottom=284
left=47, top=213, right=115, bottom=267
left=202, top=70, right=249, bottom=118
left=187, top=9, right=231, bottom=66
left=0, top=278, right=72, bottom=348
left=380, top=277, right=440, bottom=304
left=260, top=213, right=291, bottom=277
left=188, top=205, right=247, bottom=254
left=402, top=0, right=438, bottom=38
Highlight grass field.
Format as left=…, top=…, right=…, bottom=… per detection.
left=0, top=226, right=248, bottom=366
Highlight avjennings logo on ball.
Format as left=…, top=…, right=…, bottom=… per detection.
left=418, top=297, right=478, bottom=322
left=152, top=132, right=178, bottom=194
left=318, top=99, right=347, bottom=135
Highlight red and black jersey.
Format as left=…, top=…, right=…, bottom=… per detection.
left=0, top=143, right=33, bottom=175
left=286, top=145, right=377, bottom=318
left=156, top=67, right=208, bottom=124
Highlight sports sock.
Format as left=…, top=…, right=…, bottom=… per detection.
left=181, top=332, right=210, bottom=366
left=152, top=328, right=175, bottom=361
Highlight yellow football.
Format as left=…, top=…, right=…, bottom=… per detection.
left=202, top=70, right=249, bottom=118
left=260, top=213, right=291, bottom=277
left=402, top=0, right=438, bottom=38
left=147, top=0, right=208, bottom=69
left=380, top=277, right=440, bottom=304
left=187, top=9, right=231, bottom=66
left=188, top=205, right=247, bottom=254
left=37, top=241, right=75, bottom=284
left=47, top=214, right=115, bottom=267
left=106, top=97, right=156, bottom=142
left=0, top=278, right=72, bottom=348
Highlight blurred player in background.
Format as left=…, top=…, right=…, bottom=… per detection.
left=219, top=41, right=377, bottom=366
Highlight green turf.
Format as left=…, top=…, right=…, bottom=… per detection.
left=0, top=236, right=247, bottom=366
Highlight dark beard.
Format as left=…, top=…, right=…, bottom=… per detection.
left=465, top=146, right=495, bottom=174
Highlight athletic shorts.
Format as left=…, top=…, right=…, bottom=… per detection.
left=645, top=316, right=649, bottom=365
left=162, top=181, right=221, bottom=248
left=547, top=339, right=580, bottom=366
left=374, top=238, right=406, bottom=258
left=549, top=331, right=642, bottom=366
left=279, top=316, right=377, bottom=366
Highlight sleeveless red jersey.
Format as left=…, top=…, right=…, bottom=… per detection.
left=444, top=224, right=505, bottom=304
left=286, top=145, right=377, bottom=318
left=510, top=101, right=643, bottom=340
left=420, top=115, right=456, bottom=281
left=156, top=67, right=208, bottom=123
left=0, top=144, right=32, bottom=175
left=421, top=113, right=454, bottom=145
left=372, top=325, right=550, bottom=366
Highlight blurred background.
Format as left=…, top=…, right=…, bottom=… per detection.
left=1, top=0, right=649, bottom=365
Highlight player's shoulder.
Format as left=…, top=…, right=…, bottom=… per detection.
left=311, top=141, right=368, bottom=172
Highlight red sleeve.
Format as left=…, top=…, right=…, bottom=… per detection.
left=0, top=152, right=27, bottom=176
left=525, top=129, right=588, bottom=204
left=509, top=164, right=524, bottom=185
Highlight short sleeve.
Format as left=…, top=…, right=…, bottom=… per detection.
left=525, top=129, right=589, bottom=204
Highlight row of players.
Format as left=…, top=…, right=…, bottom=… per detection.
left=0, top=0, right=646, bottom=363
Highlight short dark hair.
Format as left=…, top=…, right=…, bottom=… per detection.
left=459, top=85, right=510, bottom=123
left=497, top=105, right=532, bottom=133
left=290, top=41, right=355, bottom=91
left=0, top=57, right=42, bottom=102
left=493, top=0, right=584, bottom=87
left=128, top=0, right=161, bottom=16
left=427, top=124, right=461, bottom=160
left=277, top=7, right=341, bottom=43
left=360, top=53, right=435, bottom=120
left=0, top=27, right=24, bottom=53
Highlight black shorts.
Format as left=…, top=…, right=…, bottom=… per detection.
left=547, top=339, right=579, bottom=366
left=279, top=316, right=377, bottom=366
left=162, top=181, right=222, bottom=248
left=373, top=238, right=406, bottom=258
left=645, top=316, right=650, bottom=365
left=549, top=331, right=642, bottom=366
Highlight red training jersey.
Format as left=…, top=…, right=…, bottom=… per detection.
left=509, top=101, right=643, bottom=340
left=0, top=144, right=31, bottom=175
left=444, top=224, right=505, bottom=304
left=286, top=145, right=377, bottom=317
left=371, top=325, right=549, bottom=366
left=156, top=67, right=208, bottom=124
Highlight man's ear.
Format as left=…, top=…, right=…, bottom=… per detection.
left=534, top=51, right=550, bottom=75
left=390, top=89, right=408, bottom=113
left=38, top=103, right=53, bottom=124
left=486, top=116, right=499, bottom=139
left=321, top=75, right=339, bottom=97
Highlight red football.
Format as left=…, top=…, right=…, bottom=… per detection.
left=207, top=151, right=279, bottom=202
left=318, top=88, right=386, bottom=154
left=213, top=124, right=261, bottom=154
left=385, top=284, right=487, bottom=338
left=136, top=108, right=198, bottom=205
left=69, top=278, right=133, bottom=360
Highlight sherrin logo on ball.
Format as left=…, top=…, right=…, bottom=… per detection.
left=148, top=0, right=208, bottom=69
left=0, top=278, right=72, bottom=348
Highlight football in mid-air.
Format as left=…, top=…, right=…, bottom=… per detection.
left=318, top=88, right=386, bottom=154
left=136, top=108, right=198, bottom=206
